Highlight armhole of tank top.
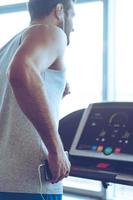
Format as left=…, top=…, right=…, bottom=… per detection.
left=18, top=27, right=29, bottom=46
left=18, top=30, right=25, bottom=46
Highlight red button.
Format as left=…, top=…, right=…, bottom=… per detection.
left=96, top=163, right=110, bottom=169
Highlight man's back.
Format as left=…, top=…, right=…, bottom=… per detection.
left=0, top=29, right=66, bottom=194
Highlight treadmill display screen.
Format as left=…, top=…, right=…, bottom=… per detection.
left=70, top=103, right=133, bottom=162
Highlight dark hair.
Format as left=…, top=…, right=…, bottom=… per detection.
left=28, top=0, right=75, bottom=20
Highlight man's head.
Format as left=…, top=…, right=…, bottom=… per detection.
left=28, top=0, right=75, bottom=45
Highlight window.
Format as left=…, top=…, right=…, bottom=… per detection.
left=114, top=0, right=133, bottom=101
left=0, top=0, right=28, bottom=6
left=0, top=11, right=30, bottom=47
left=61, top=1, right=103, bottom=117
left=108, top=0, right=133, bottom=101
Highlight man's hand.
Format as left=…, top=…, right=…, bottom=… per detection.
left=48, top=151, right=71, bottom=183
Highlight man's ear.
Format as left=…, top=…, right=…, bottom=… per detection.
left=55, top=3, right=64, bottom=21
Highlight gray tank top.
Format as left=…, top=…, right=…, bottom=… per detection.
left=0, top=30, right=66, bottom=194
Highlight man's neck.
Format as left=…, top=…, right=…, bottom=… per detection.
left=30, top=15, right=57, bottom=27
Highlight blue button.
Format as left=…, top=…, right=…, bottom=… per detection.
left=91, top=145, right=97, bottom=151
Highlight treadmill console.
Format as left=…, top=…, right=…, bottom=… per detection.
left=70, top=102, right=133, bottom=162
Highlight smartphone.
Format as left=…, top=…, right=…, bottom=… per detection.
left=43, top=160, right=52, bottom=181
left=41, top=151, right=69, bottom=181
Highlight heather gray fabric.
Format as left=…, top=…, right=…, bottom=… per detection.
left=0, top=30, right=66, bottom=194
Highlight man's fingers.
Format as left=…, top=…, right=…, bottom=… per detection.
left=65, top=170, right=70, bottom=177
left=51, top=169, right=70, bottom=183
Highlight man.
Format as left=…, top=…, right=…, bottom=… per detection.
left=0, top=0, right=75, bottom=199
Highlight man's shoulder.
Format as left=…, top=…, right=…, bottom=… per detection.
left=22, top=24, right=67, bottom=47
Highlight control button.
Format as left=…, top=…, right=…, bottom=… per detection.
left=96, top=162, right=110, bottom=169
left=91, top=145, right=97, bottom=151
left=101, top=138, right=105, bottom=142
left=104, top=147, right=113, bottom=155
left=91, top=122, right=96, bottom=126
left=96, top=138, right=100, bottom=141
left=97, top=145, right=104, bottom=152
left=125, top=140, right=129, bottom=144
left=114, top=148, right=121, bottom=154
